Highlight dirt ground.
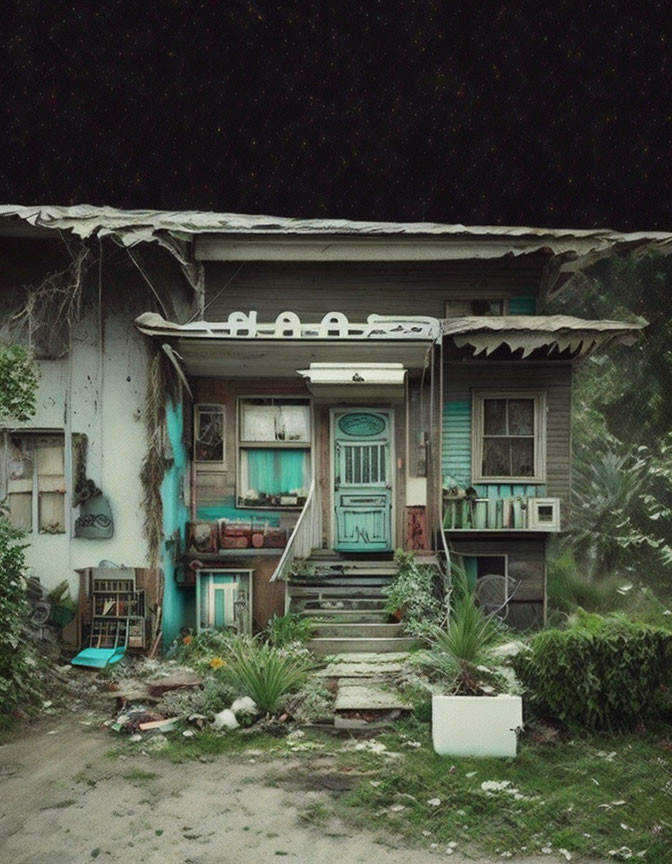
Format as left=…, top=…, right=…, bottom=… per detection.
left=0, top=717, right=575, bottom=864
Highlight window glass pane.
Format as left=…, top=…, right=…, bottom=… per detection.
left=242, top=448, right=309, bottom=496
left=9, top=492, right=32, bottom=530
left=482, top=438, right=510, bottom=476
left=511, top=438, right=535, bottom=476
left=37, top=443, right=64, bottom=476
left=483, top=399, right=507, bottom=435
left=8, top=438, right=33, bottom=481
left=196, top=406, right=224, bottom=460
left=39, top=492, right=66, bottom=533
left=276, top=404, right=310, bottom=442
left=240, top=403, right=276, bottom=441
left=508, top=399, right=534, bottom=435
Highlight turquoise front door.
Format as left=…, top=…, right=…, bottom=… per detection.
left=333, top=410, right=392, bottom=552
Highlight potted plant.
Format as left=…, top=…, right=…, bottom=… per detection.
left=421, top=572, right=522, bottom=758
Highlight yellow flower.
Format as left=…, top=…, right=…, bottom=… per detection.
left=210, top=656, right=226, bottom=670
left=182, top=635, right=193, bottom=645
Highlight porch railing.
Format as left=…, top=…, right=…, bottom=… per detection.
left=269, top=478, right=320, bottom=582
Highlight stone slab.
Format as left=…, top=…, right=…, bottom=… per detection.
left=334, top=682, right=409, bottom=711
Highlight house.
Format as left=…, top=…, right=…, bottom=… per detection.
left=0, top=206, right=658, bottom=655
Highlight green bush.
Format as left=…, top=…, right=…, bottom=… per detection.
left=547, top=549, right=623, bottom=614
left=223, top=638, right=312, bottom=714
left=383, top=549, right=446, bottom=628
left=0, top=519, right=41, bottom=717
left=265, top=612, right=313, bottom=648
left=513, top=610, right=672, bottom=731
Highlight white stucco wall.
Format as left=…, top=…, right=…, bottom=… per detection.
left=9, top=308, right=151, bottom=596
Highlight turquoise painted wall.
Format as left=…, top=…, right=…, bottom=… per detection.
left=161, top=400, right=192, bottom=650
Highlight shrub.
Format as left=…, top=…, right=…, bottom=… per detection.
left=0, top=519, right=41, bottom=717
left=415, top=572, right=500, bottom=695
left=287, top=676, right=334, bottom=723
left=156, top=676, right=238, bottom=720
left=383, top=549, right=446, bottom=629
left=223, top=638, right=311, bottom=714
left=265, top=612, right=313, bottom=648
left=547, top=549, right=623, bottom=614
left=513, top=610, right=672, bottom=731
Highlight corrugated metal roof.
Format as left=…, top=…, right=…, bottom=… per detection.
left=0, top=203, right=671, bottom=245
left=443, top=315, right=645, bottom=358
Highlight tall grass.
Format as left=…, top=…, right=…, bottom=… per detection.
left=224, top=638, right=311, bottom=714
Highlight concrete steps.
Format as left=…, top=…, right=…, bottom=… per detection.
left=309, top=636, right=416, bottom=655
left=311, top=622, right=404, bottom=639
left=289, top=552, right=417, bottom=656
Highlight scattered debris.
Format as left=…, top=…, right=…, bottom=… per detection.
left=213, top=709, right=239, bottom=731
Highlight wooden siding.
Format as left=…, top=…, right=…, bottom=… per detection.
left=443, top=364, right=572, bottom=518
left=203, top=259, right=544, bottom=321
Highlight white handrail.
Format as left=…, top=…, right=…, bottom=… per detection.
left=269, top=478, right=318, bottom=582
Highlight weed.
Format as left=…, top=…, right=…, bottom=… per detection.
left=123, top=768, right=158, bottom=783
left=298, top=800, right=332, bottom=825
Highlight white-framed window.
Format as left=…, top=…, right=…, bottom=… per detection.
left=472, top=390, right=546, bottom=483
left=445, top=298, right=508, bottom=317
left=237, top=396, right=311, bottom=508
left=194, top=404, right=225, bottom=464
left=5, top=433, right=66, bottom=533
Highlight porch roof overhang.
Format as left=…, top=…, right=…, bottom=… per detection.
left=135, top=312, right=436, bottom=378
left=442, top=315, right=645, bottom=359
left=297, top=362, right=407, bottom=400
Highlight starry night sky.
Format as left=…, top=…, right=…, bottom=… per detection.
left=2, top=1, right=671, bottom=229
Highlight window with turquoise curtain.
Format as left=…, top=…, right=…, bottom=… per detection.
left=242, top=448, right=310, bottom=495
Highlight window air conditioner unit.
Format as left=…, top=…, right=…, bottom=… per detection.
left=527, top=497, right=561, bottom=532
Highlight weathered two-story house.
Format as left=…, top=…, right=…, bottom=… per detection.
left=0, top=206, right=652, bottom=656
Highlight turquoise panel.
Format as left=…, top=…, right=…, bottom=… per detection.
left=508, top=296, right=537, bottom=314
left=196, top=500, right=281, bottom=525
left=161, top=399, right=191, bottom=651
left=246, top=448, right=308, bottom=494
left=214, top=588, right=226, bottom=628
left=442, top=400, right=471, bottom=487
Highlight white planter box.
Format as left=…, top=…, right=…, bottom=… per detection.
left=432, top=694, right=523, bottom=758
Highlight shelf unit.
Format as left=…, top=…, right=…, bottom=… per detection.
left=90, top=572, right=146, bottom=650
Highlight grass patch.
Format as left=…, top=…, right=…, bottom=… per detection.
left=337, top=721, right=672, bottom=863
left=298, top=800, right=332, bottom=826
left=123, top=768, right=158, bottom=783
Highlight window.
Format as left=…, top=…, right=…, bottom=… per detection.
left=238, top=397, right=311, bottom=507
left=445, top=298, right=507, bottom=317
left=194, top=404, right=225, bottom=463
left=472, top=391, right=546, bottom=482
left=6, top=434, right=66, bottom=533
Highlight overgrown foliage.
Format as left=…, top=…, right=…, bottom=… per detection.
left=546, top=548, right=623, bottom=615
left=548, top=253, right=672, bottom=595
left=222, top=637, right=312, bottom=714
left=265, top=612, right=313, bottom=648
left=0, top=520, right=41, bottom=719
left=383, top=549, right=446, bottom=631
left=513, top=610, right=672, bottom=731
left=0, top=344, right=38, bottom=422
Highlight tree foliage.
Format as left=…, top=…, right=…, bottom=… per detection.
left=547, top=253, right=672, bottom=593
left=0, top=344, right=38, bottom=422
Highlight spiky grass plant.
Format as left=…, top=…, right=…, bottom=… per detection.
left=224, top=637, right=312, bottom=715
left=419, top=571, right=499, bottom=695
